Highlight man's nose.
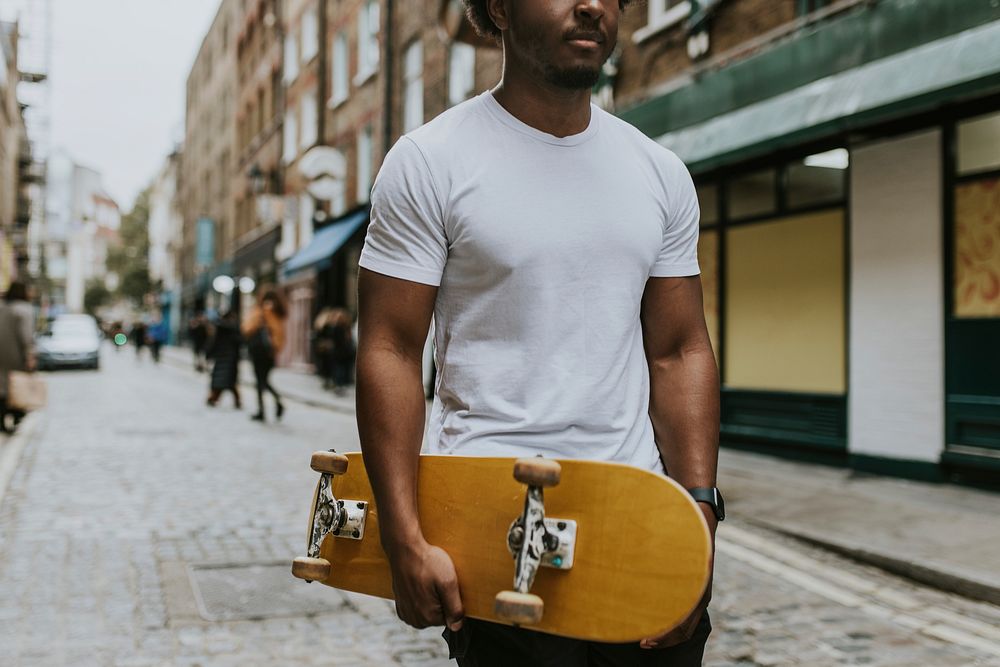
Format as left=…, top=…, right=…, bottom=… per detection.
left=575, top=0, right=606, bottom=22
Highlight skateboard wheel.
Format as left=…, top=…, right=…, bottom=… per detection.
left=494, top=591, right=544, bottom=625
left=291, top=556, right=332, bottom=582
left=310, top=451, right=349, bottom=475
left=513, top=458, right=561, bottom=487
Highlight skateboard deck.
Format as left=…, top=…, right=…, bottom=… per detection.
left=292, top=452, right=711, bottom=643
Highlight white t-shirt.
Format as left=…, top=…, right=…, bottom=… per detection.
left=360, top=91, right=700, bottom=472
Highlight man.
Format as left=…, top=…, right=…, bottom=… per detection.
left=356, top=1, right=721, bottom=664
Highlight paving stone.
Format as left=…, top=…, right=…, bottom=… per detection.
left=1, top=353, right=999, bottom=666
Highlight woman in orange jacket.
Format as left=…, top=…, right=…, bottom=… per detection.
left=242, top=285, right=288, bottom=422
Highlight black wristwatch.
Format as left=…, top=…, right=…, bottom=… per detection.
left=687, top=487, right=725, bottom=522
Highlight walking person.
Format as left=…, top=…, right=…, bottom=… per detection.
left=148, top=316, right=168, bottom=364
left=0, top=281, right=36, bottom=433
left=206, top=310, right=242, bottom=408
left=355, top=1, right=721, bottom=665
left=313, top=308, right=337, bottom=389
left=188, top=311, right=210, bottom=372
left=330, top=308, right=356, bottom=394
left=130, top=320, right=147, bottom=361
left=242, top=286, right=287, bottom=422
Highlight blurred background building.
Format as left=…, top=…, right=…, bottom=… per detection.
left=164, top=0, right=1000, bottom=484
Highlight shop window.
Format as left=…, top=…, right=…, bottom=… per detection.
left=957, top=111, right=1000, bottom=176
left=331, top=32, right=349, bottom=106
left=724, top=210, right=846, bottom=393
left=786, top=149, right=848, bottom=209
left=300, top=92, right=317, bottom=150
left=726, top=169, right=777, bottom=220
left=696, top=184, right=719, bottom=227
left=356, top=0, right=380, bottom=83
left=448, top=43, right=476, bottom=107
left=403, top=40, right=424, bottom=133
left=357, top=125, right=373, bottom=203
left=698, top=229, right=720, bottom=362
left=301, top=8, right=318, bottom=62
left=954, top=176, right=1000, bottom=318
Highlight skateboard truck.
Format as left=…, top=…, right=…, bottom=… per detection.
left=495, top=457, right=574, bottom=627
left=291, top=450, right=368, bottom=583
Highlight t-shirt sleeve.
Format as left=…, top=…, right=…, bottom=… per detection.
left=359, top=136, right=448, bottom=286
left=650, top=154, right=701, bottom=278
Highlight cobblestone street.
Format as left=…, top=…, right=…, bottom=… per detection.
left=0, top=350, right=998, bottom=666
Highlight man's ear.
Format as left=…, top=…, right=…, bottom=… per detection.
left=486, top=0, right=509, bottom=32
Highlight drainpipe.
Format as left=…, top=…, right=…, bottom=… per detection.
left=317, top=0, right=328, bottom=145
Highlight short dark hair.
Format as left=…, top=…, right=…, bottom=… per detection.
left=462, top=1, right=634, bottom=41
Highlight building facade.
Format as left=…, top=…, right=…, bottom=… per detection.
left=180, top=0, right=242, bottom=319
left=232, top=0, right=284, bottom=314
left=148, top=151, right=184, bottom=342
left=0, top=21, right=28, bottom=293
left=602, top=0, right=1000, bottom=482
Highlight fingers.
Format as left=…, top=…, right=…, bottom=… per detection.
left=436, top=571, right=465, bottom=632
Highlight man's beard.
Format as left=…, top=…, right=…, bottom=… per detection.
left=542, top=63, right=601, bottom=90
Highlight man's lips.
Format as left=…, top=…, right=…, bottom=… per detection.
left=565, top=31, right=605, bottom=47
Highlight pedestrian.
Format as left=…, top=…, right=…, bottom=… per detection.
left=130, top=320, right=147, bottom=360
left=148, top=317, right=168, bottom=364
left=329, top=308, right=355, bottom=394
left=0, top=281, right=36, bottom=433
left=313, top=308, right=336, bottom=389
left=242, top=285, right=287, bottom=422
left=206, top=309, right=242, bottom=409
left=188, top=311, right=210, bottom=372
left=355, top=2, right=722, bottom=665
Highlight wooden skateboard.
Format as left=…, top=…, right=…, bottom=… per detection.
left=291, top=451, right=711, bottom=643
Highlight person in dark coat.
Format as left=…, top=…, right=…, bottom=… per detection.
left=0, top=281, right=35, bottom=432
left=206, top=310, right=242, bottom=408
left=188, top=312, right=210, bottom=372
left=330, top=308, right=356, bottom=394
left=313, top=308, right=337, bottom=389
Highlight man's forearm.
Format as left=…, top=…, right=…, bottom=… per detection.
left=649, top=345, right=720, bottom=490
left=356, top=346, right=429, bottom=551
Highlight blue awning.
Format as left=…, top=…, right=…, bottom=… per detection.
left=283, top=208, right=369, bottom=277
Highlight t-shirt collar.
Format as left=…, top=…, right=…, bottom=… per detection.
left=479, top=90, right=600, bottom=147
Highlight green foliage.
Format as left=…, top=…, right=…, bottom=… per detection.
left=108, top=188, right=152, bottom=305
left=83, top=279, right=112, bottom=316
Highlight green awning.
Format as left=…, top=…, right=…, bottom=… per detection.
left=657, top=20, right=1000, bottom=173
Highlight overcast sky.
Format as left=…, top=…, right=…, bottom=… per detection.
left=3, top=0, right=222, bottom=210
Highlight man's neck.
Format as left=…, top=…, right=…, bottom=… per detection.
left=491, top=67, right=593, bottom=138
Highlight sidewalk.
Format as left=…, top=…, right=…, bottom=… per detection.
left=163, top=342, right=1000, bottom=606
left=162, top=345, right=355, bottom=414
left=719, top=448, right=1000, bottom=605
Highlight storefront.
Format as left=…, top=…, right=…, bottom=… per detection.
left=622, top=9, right=1000, bottom=482
left=280, top=205, right=369, bottom=368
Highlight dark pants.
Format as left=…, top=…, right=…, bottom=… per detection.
left=445, top=613, right=711, bottom=667
left=252, top=357, right=282, bottom=415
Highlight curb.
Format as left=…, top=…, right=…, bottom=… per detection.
left=737, top=515, right=1000, bottom=607
left=0, top=410, right=41, bottom=511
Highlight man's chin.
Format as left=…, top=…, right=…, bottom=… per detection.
left=545, top=65, right=601, bottom=91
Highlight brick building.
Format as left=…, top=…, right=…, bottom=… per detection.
left=179, top=0, right=242, bottom=317
left=232, top=0, right=285, bottom=310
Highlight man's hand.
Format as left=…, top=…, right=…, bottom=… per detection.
left=640, top=504, right=716, bottom=649
left=387, top=537, right=465, bottom=632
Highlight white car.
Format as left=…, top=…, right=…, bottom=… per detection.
left=36, top=314, right=102, bottom=370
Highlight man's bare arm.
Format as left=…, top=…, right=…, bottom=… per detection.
left=639, top=275, right=720, bottom=649
left=641, top=275, right=719, bottom=490
left=356, top=268, right=464, bottom=630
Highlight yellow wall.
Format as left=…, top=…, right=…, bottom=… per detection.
left=697, top=229, right=720, bottom=362
left=725, top=209, right=846, bottom=394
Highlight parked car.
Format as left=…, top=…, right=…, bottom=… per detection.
left=36, top=314, right=102, bottom=370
